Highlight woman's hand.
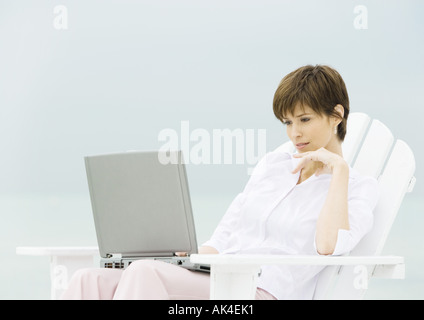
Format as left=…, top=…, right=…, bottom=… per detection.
left=175, top=246, right=218, bottom=256
left=292, top=147, right=347, bottom=176
left=198, top=246, right=219, bottom=254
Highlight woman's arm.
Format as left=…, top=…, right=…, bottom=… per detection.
left=293, top=148, right=350, bottom=255
left=315, top=162, right=349, bottom=255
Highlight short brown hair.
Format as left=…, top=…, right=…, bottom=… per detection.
left=273, top=65, right=350, bottom=141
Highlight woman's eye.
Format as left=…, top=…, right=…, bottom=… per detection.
left=282, top=120, right=292, bottom=125
left=301, top=118, right=310, bottom=122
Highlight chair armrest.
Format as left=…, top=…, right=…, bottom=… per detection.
left=190, top=253, right=404, bottom=266
left=16, top=246, right=99, bottom=256
left=16, top=246, right=99, bottom=299
left=190, top=254, right=405, bottom=300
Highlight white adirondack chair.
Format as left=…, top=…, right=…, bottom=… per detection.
left=16, top=113, right=416, bottom=300
left=191, top=112, right=416, bottom=299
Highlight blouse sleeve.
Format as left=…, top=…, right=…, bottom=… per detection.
left=330, top=174, right=380, bottom=256
left=201, top=192, right=246, bottom=253
left=201, top=151, right=284, bottom=253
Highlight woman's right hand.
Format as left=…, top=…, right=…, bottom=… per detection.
left=198, top=246, right=219, bottom=254
left=175, top=246, right=218, bottom=256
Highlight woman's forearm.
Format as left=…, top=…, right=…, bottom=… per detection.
left=315, top=162, right=350, bottom=255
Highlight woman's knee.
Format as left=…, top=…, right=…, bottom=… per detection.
left=72, top=268, right=120, bottom=284
left=70, top=268, right=98, bottom=282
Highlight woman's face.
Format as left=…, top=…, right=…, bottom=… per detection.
left=282, top=104, right=341, bottom=153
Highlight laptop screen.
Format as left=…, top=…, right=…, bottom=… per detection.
left=85, top=150, right=198, bottom=258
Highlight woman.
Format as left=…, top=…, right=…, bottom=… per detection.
left=62, top=65, right=379, bottom=300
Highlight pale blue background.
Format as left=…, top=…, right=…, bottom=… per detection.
left=0, top=0, right=423, bottom=299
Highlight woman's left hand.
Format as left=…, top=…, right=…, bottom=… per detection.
left=292, top=147, right=347, bottom=176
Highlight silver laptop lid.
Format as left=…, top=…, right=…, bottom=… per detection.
left=85, top=150, right=198, bottom=258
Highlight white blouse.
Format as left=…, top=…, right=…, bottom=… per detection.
left=202, top=150, right=379, bottom=300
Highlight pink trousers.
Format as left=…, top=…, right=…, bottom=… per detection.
left=61, top=260, right=276, bottom=300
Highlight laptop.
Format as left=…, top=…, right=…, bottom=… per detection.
left=84, top=150, right=210, bottom=272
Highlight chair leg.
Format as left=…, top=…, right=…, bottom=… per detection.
left=50, top=255, right=96, bottom=299
left=209, top=264, right=260, bottom=300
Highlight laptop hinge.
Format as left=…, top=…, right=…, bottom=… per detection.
left=101, top=253, right=189, bottom=270
left=120, top=252, right=175, bottom=258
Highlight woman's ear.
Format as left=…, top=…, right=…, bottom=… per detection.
left=334, top=104, right=344, bottom=124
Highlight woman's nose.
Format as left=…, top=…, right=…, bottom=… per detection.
left=290, top=124, right=302, bottom=138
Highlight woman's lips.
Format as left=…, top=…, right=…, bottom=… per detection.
left=296, top=142, right=309, bottom=150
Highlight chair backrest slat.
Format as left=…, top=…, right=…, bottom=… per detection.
left=354, top=139, right=416, bottom=256
left=353, top=119, right=394, bottom=177
left=342, top=113, right=370, bottom=165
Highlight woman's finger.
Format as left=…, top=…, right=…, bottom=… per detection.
left=292, top=156, right=310, bottom=174
left=293, top=151, right=310, bottom=158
